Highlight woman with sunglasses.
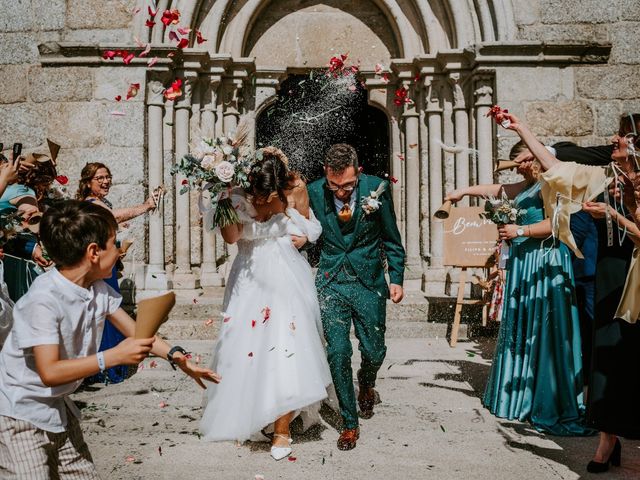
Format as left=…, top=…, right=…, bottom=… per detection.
left=76, top=162, right=157, bottom=384
left=498, top=110, right=640, bottom=474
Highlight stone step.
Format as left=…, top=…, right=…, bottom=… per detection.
left=159, top=296, right=485, bottom=340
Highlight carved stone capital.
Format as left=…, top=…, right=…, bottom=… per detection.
left=175, top=77, right=196, bottom=110
left=473, top=78, right=494, bottom=106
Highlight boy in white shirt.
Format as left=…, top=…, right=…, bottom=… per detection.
left=0, top=200, right=220, bottom=478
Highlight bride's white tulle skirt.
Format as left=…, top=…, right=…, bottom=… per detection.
left=200, top=209, right=332, bottom=442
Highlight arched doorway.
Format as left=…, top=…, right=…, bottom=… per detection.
left=256, top=74, right=390, bottom=184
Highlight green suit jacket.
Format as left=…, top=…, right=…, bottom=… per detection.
left=308, top=174, right=406, bottom=298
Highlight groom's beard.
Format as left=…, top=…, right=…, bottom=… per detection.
left=334, top=191, right=353, bottom=203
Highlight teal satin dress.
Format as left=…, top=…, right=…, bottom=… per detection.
left=482, top=182, right=593, bottom=436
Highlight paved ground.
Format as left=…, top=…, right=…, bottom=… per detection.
left=74, top=338, right=640, bottom=480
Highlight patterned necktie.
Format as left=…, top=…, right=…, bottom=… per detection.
left=338, top=203, right=352, bottom=223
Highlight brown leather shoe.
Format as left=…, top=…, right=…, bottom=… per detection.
left=358, top=386, right=377, bottom=419
left=337, top=428, right=360, bottom=451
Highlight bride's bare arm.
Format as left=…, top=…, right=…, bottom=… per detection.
left=221, top=223, right=243, bottom=244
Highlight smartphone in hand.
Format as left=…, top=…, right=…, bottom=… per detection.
left=12, top=143, right=22, bottom=161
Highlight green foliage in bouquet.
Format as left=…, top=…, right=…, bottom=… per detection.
left=0, top=210, right=25, bottom=246
left=483, top=191, right=527, bottom=225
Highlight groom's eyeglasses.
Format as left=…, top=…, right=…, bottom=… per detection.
left=326, top=179, right=358, bottom=192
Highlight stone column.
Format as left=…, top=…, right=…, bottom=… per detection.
left=199, top=80, right=225, bottom=287
left=474, top=79, right=494, bottom=186
left=402, top=86, right=421, bottom=277
left=173, top=77, right=199, bottom=289
left=390, top=115, right=404, bottom=231
left=452, top=75, right=470, bottom=206
left=427, top=80, right=444, bottom=269
left=144, top=77, right=169, bottom=290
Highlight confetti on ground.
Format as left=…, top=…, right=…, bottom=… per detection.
left=205, top=318, right=214, bottom=326
left=288, top=456, right=297, bottom=462
left=255, top=475, right=265, bottom=480
left=110, top=111, right=126, bottom=116
left=125, top=455, right=135, bottom=463
left=158, top=401, right=168, bottom=408
left=192, top=298, right=198, bottom=304
left=149, top=360, right=158, bottom=368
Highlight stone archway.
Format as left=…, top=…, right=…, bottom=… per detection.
left=255, top=74, right=390, bottom=183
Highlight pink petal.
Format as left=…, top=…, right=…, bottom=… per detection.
left=147, top=57, right=159, bottom=67
left=125, top=455, right=136, bottom=463
left=168, top=30, right=179, bottom=42
left=139, top=43, right=151, bottom=57
left=158, top=401, right=168, bottom=408
left=177, top=27, right=191, bottom=35
left=110, top=111, right=126, bottom=116
left=204, top=318, right=214, bottom=326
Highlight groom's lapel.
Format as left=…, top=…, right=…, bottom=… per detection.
left=323, top=184, right=346, bottom=248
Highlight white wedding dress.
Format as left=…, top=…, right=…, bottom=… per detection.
left=200, top=192, right=332, bottom=442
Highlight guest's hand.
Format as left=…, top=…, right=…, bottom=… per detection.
left=0, top=157, right=20, bottom=185
left=32, top=245, right=53, bottom=268
left=290, top=235, right=307, bottom=249
left=173, top=354, right=222, bottom=389
left=444, top=189, right=464, bottom=203
left=582, top=202, right=611, bottom=219
left=389, top=283, right=404, bottom=303
left=498, top=224, right=520, bottom=240
left=495, top=111, right=522, bottom=132
left=144, top=194, right=157, bottom=212
left=111, top=336, right=155, bottom=365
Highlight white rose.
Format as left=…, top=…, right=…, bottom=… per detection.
left=214, top=161, right=235, bottom=183
left=367, top=198, right=381, bottom=210
left=222, top=145, right=234, bottom=156
left=200, top=155, right=217, bottom=171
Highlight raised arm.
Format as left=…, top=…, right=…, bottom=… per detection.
left=110, top=195, right=156, bottom=223
left=497, top=112, right=561, bottom=171
left=446, top=180, right=530, bottom=203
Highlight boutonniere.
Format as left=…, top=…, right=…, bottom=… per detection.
left=361, top=182, right=387, bottom=215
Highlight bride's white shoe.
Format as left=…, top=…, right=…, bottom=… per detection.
left=270, top=434, right=293, bottom=461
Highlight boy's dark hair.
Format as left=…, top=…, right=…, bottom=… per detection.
left=40, top=200, right=118, bottom=267
left=324, top=144, right=359, bottom=173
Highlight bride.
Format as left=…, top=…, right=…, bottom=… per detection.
left=200, top=147, right=332, bottom=460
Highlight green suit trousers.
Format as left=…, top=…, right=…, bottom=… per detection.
left=319, top=267, right=387, bottom=430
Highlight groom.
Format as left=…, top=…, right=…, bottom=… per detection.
left=308, top=143, right=405, bottom=451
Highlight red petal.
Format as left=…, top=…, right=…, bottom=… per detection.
left=145, top=19, right=155, bottom=27
left=176, top=38, right=189, bottom=49
left=122, top=53, right=135, bottom=64
left=251, top=319, right=256, bottom=328
left=181, top=179, right=188, bottom=185
left=148, top=6, right=157, bottom=17
left=55, top=175, right=69, bottom=185
left=114, top=95, right=122, bottom=102
left=196, top=30, right=207, bottom=44
left=102, top=50, right=117, bottom=60
left=168, top=31, right=179, bottom=42
left=248, top=352, right=253, bottom=357
left=391, top=176, right=398, bottom=184
left=288, top=457, right=297, bottom=462
left=178, top=27, right=191, bottom=35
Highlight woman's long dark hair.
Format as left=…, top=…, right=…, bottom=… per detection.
left=247, top=147, right=296, bottom=203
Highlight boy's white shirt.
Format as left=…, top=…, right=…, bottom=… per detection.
left=0, top=268, right=121, bottom=433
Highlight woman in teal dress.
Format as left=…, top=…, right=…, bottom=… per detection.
left=446, top=148, right=591, bottom=436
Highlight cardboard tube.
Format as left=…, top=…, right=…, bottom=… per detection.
left=135, top=292, right=176, bottom=338
left=119, top=239, right=134, bottom=256
left=434, top=200, right=452, bottom=219
left=494, top=160, right=519, bottom=172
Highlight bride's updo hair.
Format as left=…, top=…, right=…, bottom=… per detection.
left=248, top=147, right=297, bottom=203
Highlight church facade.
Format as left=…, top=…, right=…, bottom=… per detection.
left=2, top=0, right=633, bottom=294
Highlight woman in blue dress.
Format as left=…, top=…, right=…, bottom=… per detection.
left=77, top=162, right=158, bottom=384
left=445, top=145, right=591, bottom=436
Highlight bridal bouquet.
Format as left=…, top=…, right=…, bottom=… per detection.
left=483, top=192, right=526, bottom=225
left=172, top=129, right=253, bottom=229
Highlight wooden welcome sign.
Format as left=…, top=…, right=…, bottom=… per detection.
left=436, top=205, right=499, bottom=347
left=442, top=206, right=498, bottom=267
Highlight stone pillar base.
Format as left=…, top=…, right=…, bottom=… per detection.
left=144, top=267, right=169, bottom=290
left=172, top=269, right=200, bottom=290
left=422, top=267, right=448, bottom=297
left=200, top=268, right=225, bottom=287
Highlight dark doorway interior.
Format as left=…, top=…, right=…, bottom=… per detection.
left=256, top=74, right=390, bottom=184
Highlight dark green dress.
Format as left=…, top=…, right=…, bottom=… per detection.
left=483, top=182, right=592, bottom=436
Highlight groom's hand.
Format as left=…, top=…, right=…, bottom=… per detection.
left=389, top=284, right=404, bottom=303
left=290, top=235, right=308, bottom=249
